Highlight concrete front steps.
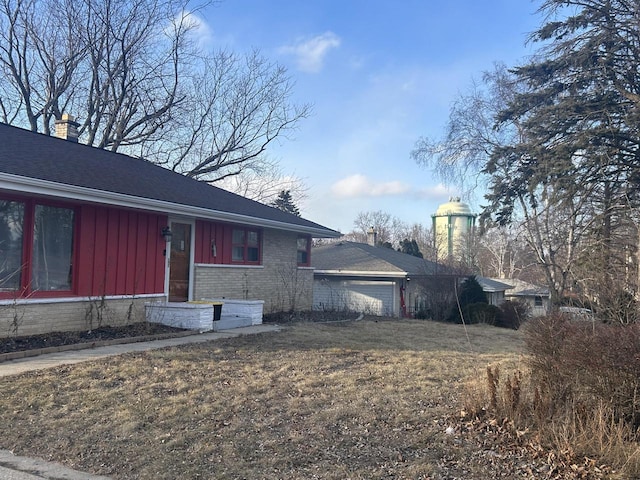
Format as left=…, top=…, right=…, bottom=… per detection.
left=145, top=299, right=264, bottom=332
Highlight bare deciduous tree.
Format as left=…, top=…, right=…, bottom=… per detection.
left=476, top=224, right=528, bottom=279
left=215, top=160, right=308, bottom=206
left=0, top=0, right=309, bottom=183
left=346, top=210, right=395, bottom=246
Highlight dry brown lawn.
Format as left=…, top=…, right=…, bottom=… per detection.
left=0, top=318, right=538, bottom=479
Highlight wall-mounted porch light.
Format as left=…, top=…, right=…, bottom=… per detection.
left=161, top=226, right=173, bottom=243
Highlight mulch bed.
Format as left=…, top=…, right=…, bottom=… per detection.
left=0, top=323, right=189, bottom=354
left=0, top=311, right=360, bottom=357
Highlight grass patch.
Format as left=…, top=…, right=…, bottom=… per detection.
left=0, top=318, right=535, bottom=479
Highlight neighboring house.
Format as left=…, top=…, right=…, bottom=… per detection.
left=476, top=276, right=512, bottom=306
left=497, top=278, right=551, bottom=317
left=312, top=240, right=453, bottom=317
left=0, top=121, right=340, bottom=337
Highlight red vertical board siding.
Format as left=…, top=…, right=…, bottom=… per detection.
left=104, top=209, right=120, bottom=294
left=145, top=216, right=159, bottom=293
left=194, top=220, right=204, bottom=263
left=222, top=225, right=228, bottom=263
left=125, top=213, right=138, bottom=294
left=135, top=214, right=150, bottom=293
left=216, top=224, right=226, bottom=264
left=149, top=217, right=158, bottom=292
left=91, top=206, right=109, bottom=294
left=74, top=205, right=166, bottom=297
left=221, top=224, right=232, bottom=263
left=195, top=220, right=213, bottom=264
left=195, top=220, right=223, bottom=265
left=76, top=205, right=96, bottom=296
left=115, top=213, right=129, bottom=294
left=151, top=216, right=164, bottom=292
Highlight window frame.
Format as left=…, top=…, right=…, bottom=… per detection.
left=0, top=199, right=26, bottom=294
left=296, top=235, right=311, bottom=267
left=0, top=194, right=77, bottom=300
left=230, top=227, right=262, bottom=265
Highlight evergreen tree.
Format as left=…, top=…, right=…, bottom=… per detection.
left=398, top=238, right=423, bottom=258
left=483, top=0, right=640, bottom=305
left=271, top=190, right=300, bottom=216
left=447, top=275, right=489, bottom=323
left=458, top=275, right=488, bottom=307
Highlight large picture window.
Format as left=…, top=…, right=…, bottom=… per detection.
left=0, top=198, right=75, bottom=297
left=231, top=228, right=261, bottom=264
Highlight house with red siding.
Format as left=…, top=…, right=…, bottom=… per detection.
left=0, top=122, right=340, bottom=337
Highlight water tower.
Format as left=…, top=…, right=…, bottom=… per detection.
left=432, top=197, right=476, bottom=261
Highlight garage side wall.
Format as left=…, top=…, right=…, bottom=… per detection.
left=193, top=229, right=314, bottom=313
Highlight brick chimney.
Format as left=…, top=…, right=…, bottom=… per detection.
left=367, top=226, right=377, bottom=246
left=54, top=114, right=79, bottom=142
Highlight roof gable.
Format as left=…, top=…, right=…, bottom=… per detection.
left=0, top=123, right=339, bottom=237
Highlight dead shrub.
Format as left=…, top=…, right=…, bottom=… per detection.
left=496, top=300, right=529, bottom=330
left=526, top=313, right=640, bottom=431
left=464, top=312, right=640, bottom=477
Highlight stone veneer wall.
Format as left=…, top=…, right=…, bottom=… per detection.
left=193, top=228, right=314, bottom=313
left=0, top=296, right=156, bottom=338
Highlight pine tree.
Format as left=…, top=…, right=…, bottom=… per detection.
left=398, top=239, right=423, bottom=258
left=271, top=190, right=300, bottom=216
left=482, top=0, right=640, bottom=304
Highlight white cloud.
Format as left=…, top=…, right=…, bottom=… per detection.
left=416, top=183, right=453, bottom=200
left=278, top=32, right=341, bottom=73
left=331, top=174, right=411, bottom=198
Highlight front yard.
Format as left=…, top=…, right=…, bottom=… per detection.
left=0, top=318, right=551, bottom=479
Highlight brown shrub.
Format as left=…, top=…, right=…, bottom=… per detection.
left=526, top=313, right=640, bottom=431
left=465, top=312, right=640, bottom=477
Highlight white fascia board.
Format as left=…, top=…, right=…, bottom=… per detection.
left=314, top=269, right=407, bottom=278
left=0, top=173, right=340, bottom=238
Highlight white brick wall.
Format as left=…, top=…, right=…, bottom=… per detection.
left=0, top=296, right=153, bottom=338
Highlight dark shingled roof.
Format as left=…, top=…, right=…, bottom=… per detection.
left=0, top=123, right=339, bottom=236
left=312, top=241, right=440, bottom=276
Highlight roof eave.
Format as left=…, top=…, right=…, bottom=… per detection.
left=0, top=173, right=341, bottom=238
left=313, top=269, right=408, bottom=278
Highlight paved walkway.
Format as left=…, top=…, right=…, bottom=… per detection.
left=0, top=324, right=281, bottom=479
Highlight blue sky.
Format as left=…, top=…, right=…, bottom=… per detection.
left=201, top=0, right=542, bottom=234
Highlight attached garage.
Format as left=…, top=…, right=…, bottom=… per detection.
left=313, top=279, right=396, bottom=316
left=312, top=240, right=442, bottom=318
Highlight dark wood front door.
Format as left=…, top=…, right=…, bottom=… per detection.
left=168, top=222, right=191, bottom=302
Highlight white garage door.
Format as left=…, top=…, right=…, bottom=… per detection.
left=313, top=279, right=396, bottom=316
